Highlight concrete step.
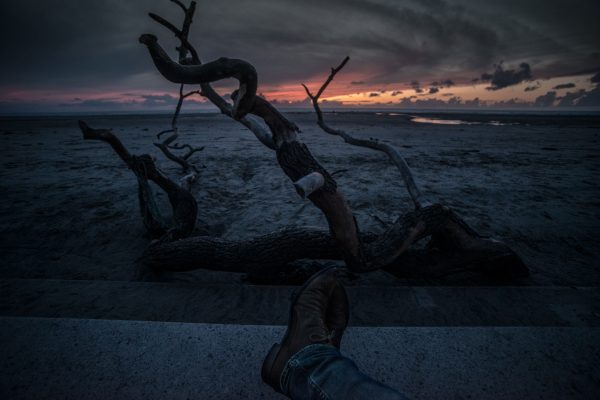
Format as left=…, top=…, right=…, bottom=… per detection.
left=2, top=279, right=599, bottom=326
left=1, top=317, right=598, bottom=399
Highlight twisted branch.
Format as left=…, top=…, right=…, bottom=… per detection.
left=149, top=2, right=274, bottom=149
left=303, top=57, right=427, bottom=210
left=140, top=34, right=257, bottom=120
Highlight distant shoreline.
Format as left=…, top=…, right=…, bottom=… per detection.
left=3, top=109, right=600, bottom=127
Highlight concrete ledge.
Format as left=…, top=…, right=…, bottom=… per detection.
left=1, top=317, right=599, bottom=399
left=2, top=279, right=599, bottom=326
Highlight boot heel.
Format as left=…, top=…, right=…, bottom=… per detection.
left=261, top=343, right=282, bottom=390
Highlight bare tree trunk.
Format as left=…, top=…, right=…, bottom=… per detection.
left=248, top=95, right=367, bottom=270
left=142, top=227, right=339, bottom=274
left=142, top=208, right=527, bottom=282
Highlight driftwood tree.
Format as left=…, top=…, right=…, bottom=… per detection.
left=78, top=121, right=197, bottom=242
left=79, top=0, right=527, bottom=283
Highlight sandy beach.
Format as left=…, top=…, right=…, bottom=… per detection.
left=1, top=111, right=599, bottom=286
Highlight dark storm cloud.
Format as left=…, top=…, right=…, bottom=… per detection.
left=430, top=79, right=454, bottom=87
left=369, top=92, right=380, bottom=97
left=0, top=0, right=599, bottom=107
left=428, top=87, right=440, bottom=94
left=0, top=0, right=179, bottom=92
left=491, top=98, right=530, bottom=108
left=534, top=91, right=557, bottom=107
left=482, top=62, right=533, bottom=90
left=60, top=93, right=182, bottom=109
left=553, top=83, right=576, bottom=90
left=577, top=86, right=600, bottom=106
left=524, top=84, right=540, bottom=92
left=60, top=99, right=126, bottom=109
left=556, top=90, right=586, bottom=106
left=410, top=81, right=423, bottom=93
left=464, top=98, right=481, bottom=107
left=447, top=96, right=462, bottom=105
left=351, top=81, right=366, bottom=85
left=556, top=85, right=600, bottom=107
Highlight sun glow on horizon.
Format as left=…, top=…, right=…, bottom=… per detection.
left=1, top=73, right=597, bottom=112
left=318, top=74, right=597, bottom=107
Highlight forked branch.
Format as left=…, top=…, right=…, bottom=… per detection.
left=153, top=84, right=204, bottom=173
left=148, top=2, right=204, bottom=174
left=148, top=0, right=274, bottom=149
left=79, top=121, right=198, bottom=241
left=303, top=57, right=426, bottom=210
left=149, top=3, right=199, bottom=64
left=168, top=143, right=205, bottom=159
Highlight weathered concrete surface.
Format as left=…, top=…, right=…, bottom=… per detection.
left=2, top=279, right=599, bottom=326
left=1, top=317, right=598, bottom=399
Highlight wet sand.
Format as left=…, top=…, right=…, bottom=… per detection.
left=1, top=111, right=599, bottom=286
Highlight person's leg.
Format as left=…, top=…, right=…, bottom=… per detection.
left=261, top=267, right=408, bottom=399
left=281, top=343, right=407, bottom=400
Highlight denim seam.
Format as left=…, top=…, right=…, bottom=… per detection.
left=280, top=344, right=334, bottom=395
left=308, top=375, right=332, bottom=400
left=280, top=358, right=297, bottom=393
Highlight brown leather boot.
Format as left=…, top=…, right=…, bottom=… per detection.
left=261, top=267, right=349, bottom=393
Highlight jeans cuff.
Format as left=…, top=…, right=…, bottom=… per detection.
left=279, top=343, right=335, bottom=394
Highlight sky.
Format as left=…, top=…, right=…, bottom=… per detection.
left=0, top=0, right=599, bottom=113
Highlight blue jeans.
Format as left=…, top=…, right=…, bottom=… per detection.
left=280, top=344, right=409, bottom=400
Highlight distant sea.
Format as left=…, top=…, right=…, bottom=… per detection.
left=1, top=109, right=600, bottom=127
